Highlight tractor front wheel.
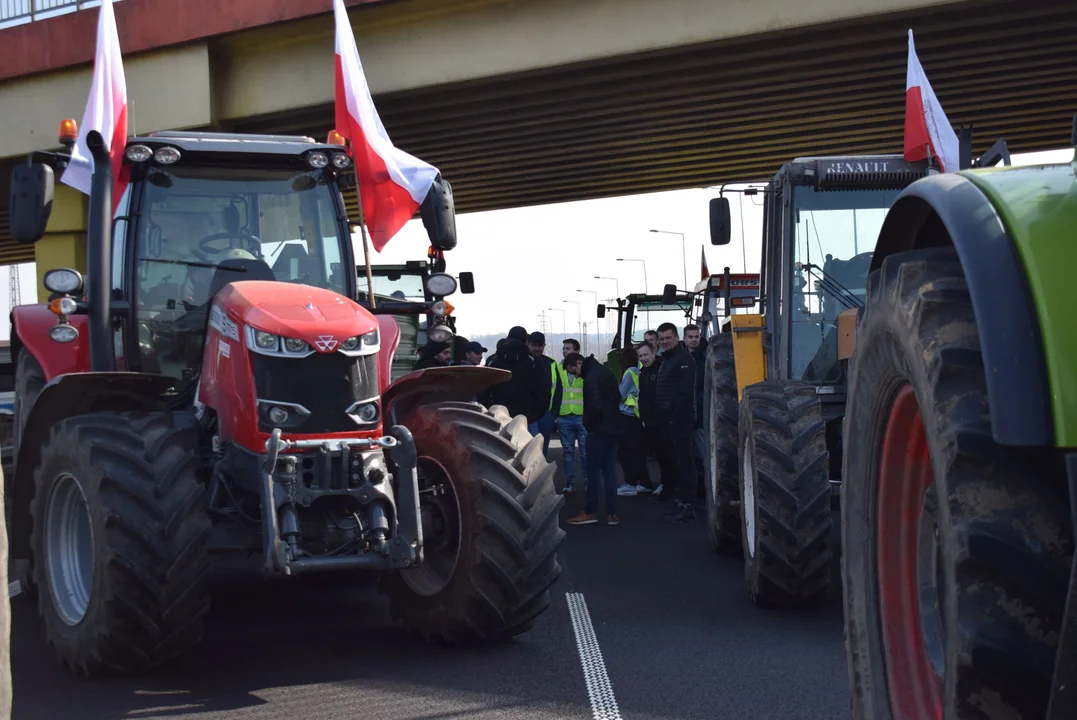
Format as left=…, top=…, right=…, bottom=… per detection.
left=383, top=401, right=565, bottom=643
left=842, top=248, right=1073, bottom=719
left=29, top=411, right=212, bottom=677
left=738, top=379, right=833, bottom=608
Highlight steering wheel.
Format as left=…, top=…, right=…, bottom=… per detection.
left=195, top=232, right=261, bottom=262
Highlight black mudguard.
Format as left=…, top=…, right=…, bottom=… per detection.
left=871, top=172, right=1052, bottom=447
left=9, top=371, right=181, bottom=559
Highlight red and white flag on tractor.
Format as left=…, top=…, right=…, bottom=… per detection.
left=701, top=247, right=709, bottom=281
left=903, top=29, right=958, bottom=173
left=61, top=0, right=129, bottom=210
left=333, top=0, right=439, bottom=252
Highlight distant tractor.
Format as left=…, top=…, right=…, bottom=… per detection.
left=5, top=121, right=565, bottom=677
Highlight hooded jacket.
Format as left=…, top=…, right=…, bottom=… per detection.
left=580, top=356, right=623, bottom=436
left=656, top=342, right=696, bottom=425
left=479, top=338, right=547, bottom=423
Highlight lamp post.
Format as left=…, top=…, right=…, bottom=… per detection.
left=576, top=289, right=600, bottom=349
left=594, top=275, right=620, bottom=298
left=547, top=307, right=566, bottom=339
left=563, top=300, right=583, bottom=352
left=649, top=229, right=686, bottom=290
left=615, top=258, right=648, bottom=294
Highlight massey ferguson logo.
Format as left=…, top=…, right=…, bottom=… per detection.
left=315, top=336, right=338, bottom=352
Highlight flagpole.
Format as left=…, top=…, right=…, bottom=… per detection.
left=354, top=194, right=377, bottom=310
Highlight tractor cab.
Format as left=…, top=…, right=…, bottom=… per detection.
left=711, top=155, right=927, bottom=402
left=691, top=269, right=761, bottom=339
left=598, top=290, right=696, bottom=378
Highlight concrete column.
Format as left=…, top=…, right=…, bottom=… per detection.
left=34, top=184, right=87, bottom=299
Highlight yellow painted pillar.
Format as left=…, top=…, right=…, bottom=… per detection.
left=34, top=183, right=87, bottom=299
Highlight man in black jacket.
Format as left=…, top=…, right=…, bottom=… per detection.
left=565, top=353, right=624, bottom=526
left=654, top=322, right=698, bottom=522
left=480, top=326, right=547, bottom=425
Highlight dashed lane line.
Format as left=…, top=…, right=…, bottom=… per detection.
left=566, top=592, right=622, bottom=720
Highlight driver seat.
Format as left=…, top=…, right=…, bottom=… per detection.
left=207, top=257, right=277, bottom=303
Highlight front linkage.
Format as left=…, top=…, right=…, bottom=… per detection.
left=260, top=426, right=423, bottom=576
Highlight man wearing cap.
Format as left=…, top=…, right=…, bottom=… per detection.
left=479, top=326, right=547, bottom=426
left=527, top=331, right=562, bottom=456
left=458, top=341, right=488, bottom=366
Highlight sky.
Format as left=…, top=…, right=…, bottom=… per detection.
left=1, top=147, right=1071, bottom=343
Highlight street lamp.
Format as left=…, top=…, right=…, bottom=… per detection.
left=563, top=300, right=583, bottom=351
left=576, top=289, right=601, bottom=350
left=546, top=307, right=566, bottom=339
left=650, top=229, right=686, bottom=290
left=615, top=258, right=648, bottom=294
left=594, top=275, right=620, bottom=299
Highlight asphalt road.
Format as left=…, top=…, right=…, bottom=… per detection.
left=8, top=443, right=850, bottom=720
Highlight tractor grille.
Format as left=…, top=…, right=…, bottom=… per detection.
left=251, top=352, right=378, bottom=434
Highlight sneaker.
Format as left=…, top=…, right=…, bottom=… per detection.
left=562, top=482, right=575, bottom=494
left=567, top=511, right=597, bottom=525
left=617, top=483, right=638, bottom=496
left=664, top=501, right=697, bottom=523
left=635, top=484, right=653, bottom=493
left=607, top=514, right=620, bottom=526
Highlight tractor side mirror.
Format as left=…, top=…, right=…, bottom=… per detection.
left=458, top=271, right=475, bottom=294
left=709, top=197, right=731, bottom=246
left=10, top=163, right=55, bottom=243
left=596, top=304, right=606, bottom=319
left=419, top=174, right=457, bottom=251
left=701, top=311, right=714, bottom=324
left=661, top=283, right=678, bottom=304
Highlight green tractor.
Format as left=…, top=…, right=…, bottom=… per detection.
left=839, top=133, right=1077, bottom=719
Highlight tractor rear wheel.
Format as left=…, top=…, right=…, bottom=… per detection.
left=738, top=379, right=832, bottom=608
left=29, top=411, right=212, bottom=677
left=703, top=332, right=741, bottom=555
left=383, top=401, right=566, bottom=643
left=842, top=247, right=1073, bottom=719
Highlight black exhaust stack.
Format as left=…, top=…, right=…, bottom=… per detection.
left=85, top=130, right=115, bottom=372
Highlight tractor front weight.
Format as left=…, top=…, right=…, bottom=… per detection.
left=258, top=428, right=423, bottom=576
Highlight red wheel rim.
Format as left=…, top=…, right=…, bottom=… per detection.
left=877, top=385, right=943, bottom=720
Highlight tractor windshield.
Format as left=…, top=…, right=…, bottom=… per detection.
left=131, top=164, right=350, bottom=381
left=790, top=186, right=902, bottom=383
left=627, top=301, right=693, bottom=344
left=370, top=266, right=426, bottom=301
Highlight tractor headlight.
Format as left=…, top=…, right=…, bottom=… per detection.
left=49, top=324, right=79, bottom=343
left=347, top=401, right=380, bottom=425
left=306, top=151, right=329, bottom=168
left=255, top=331, right=278, bottom=350
left=340, top=336, right=360, bottom=351
left=283, top=337, right=308, bottom=354
left=427, top=325, right=453, bottom=343
left=361, top=329, right=379, bottom=346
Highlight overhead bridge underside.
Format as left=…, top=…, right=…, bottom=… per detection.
left=232, top=0, right=1077, bottom=214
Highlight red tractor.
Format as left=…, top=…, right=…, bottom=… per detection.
left=6, top=122, right=565, bottom=676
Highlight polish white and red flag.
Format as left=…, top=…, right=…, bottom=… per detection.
left=903, top=29, right=959, bottom=173
left=61, top=0, right=129, bottom=211
left=701, top=247, right=710, bottom=281
left=333, top=0, right=439, bottom=252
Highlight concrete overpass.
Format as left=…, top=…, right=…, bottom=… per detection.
left=2, top=0, right=1075, bottom=278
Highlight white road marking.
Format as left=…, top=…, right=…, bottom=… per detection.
left=8, top=581, right=22, bottom=598
left=566, top=592, right=622, bottom=720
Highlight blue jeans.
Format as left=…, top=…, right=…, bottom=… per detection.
left=528, top=411, right=556, bottom=457
left=585, top=432, right=620, bottom=515
left=558, top=414, right=587, bottom=482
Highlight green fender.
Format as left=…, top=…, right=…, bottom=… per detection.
left=961, top=164, right=1077, bottom=447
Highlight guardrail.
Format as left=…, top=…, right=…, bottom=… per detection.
left=0, top=0, right=123, bottom=30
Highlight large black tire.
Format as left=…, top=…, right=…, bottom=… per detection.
left=842, top=247, right=1073, bottom=719
left=29, top=411, right=212, bottom=677
left=383, top=401, right=565, bottom=643
left=738, top=379, right=832, bottom=608
left=11, top=350, right=47, bottom=601
left=703, top=332, right=741, bottom=555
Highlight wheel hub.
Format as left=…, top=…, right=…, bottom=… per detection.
left=400, top=456, right=461, bottom=597
left=876, top=384, right=943, bottom=720
left=45, top=472, right=95, bottom=626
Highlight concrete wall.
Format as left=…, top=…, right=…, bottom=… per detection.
left=1, top=0, right=966, bottom=158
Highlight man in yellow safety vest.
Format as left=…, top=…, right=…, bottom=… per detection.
left=558, top=338, right=587, bottom=493
left=527, top=331, right=562, bottom=456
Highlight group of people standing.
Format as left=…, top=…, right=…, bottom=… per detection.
left=456, top=322, right=708, bottom=527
